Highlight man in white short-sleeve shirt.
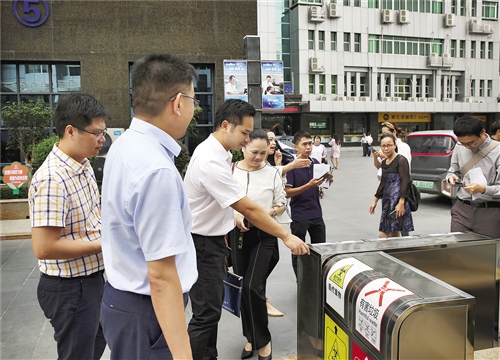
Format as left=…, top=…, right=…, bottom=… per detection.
left=184, top=99, right=310, bottom=360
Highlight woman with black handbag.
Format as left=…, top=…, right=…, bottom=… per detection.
left=229, top=129, right=287, bottom=360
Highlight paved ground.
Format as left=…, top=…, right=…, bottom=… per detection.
left=2, top=149, right=496, bottom=359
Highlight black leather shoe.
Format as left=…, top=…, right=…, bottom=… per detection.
left=241, top=347, right=254, bottom=359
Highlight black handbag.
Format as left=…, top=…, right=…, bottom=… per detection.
left=406, top=180, right=421, bottom=212
left=222, top=271, right=243, bottom=317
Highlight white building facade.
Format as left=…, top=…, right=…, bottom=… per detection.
left=258, top=0, right=500, bottom=144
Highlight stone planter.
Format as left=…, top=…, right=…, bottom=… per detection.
left=0, top=199, right=29, bottom=220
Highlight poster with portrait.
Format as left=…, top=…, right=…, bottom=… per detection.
left=261, top=61, right=284, bottom=110
left=223, top=61, right=248, bottom=102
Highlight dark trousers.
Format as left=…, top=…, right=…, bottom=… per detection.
left=266, top=240, right=280, bottom=279
left=188, top=234, right=226, bottom=360
left=37, top=271, right=106, bottom=360
left=100, top=282, right=188, bottom=360
left=362, top=143, right=369, bottom=156
left=451, top=200, right=500, bottom=238
left=291, top=217, right=326, bottom=277
left=229, top=227, right=276, bottom=350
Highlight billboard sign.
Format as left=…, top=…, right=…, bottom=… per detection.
left=261, top=61, right=284, bottom=110
left=223, top=61, right=248, bottom=102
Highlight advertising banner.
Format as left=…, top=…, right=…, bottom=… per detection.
left=223, top=61, right=248, bottom=102
left=261, top=61, right=284, bottom=109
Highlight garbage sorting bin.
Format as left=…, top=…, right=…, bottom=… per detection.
left=299, top=250, right=475, bottom=359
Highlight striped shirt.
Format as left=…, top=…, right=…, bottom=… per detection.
left=29, top=144, right=104, bottom=277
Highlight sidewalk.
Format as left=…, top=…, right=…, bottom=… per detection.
left=0, top=219, right=31, bottom=240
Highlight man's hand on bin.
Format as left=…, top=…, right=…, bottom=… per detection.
left=283, top=233, right=310, bottom=255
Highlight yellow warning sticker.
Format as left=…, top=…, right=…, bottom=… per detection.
left=329, top=264, right=353, bottom=288
left=324, top=314, right=348, bottom=360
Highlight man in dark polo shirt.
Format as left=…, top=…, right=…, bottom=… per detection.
left=285, top=130, right=332, bottom=277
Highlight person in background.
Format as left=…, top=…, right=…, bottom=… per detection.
left=490, top=119, right=500, bottom=141
left=369, top=133, right=414, bottom=238
left=285, top=131, right=332, bottom=277
left=311, top=134, right=327, bottom=164
left=446, top=116, right=500, bottom=239
left=361, top=133, right=369, bottom=157
left=262, top=75, right=273, bottom=94
left=329, top=134, right=341, bottom=169
left=100, top=53, right=198, bottom=360
left=366, top=133, right=374, bottom=156
left=29, top=92, right=109, bottom=360
left=225, top=75, right=242, bottom=95
left=230, top=129, right=288, bottom=360
left=184, top=99, right=309, bottom=360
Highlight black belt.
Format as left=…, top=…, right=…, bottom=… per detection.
left=41, top=269, right=104, bottom=280
left=458, top=198, right=500, bottom=208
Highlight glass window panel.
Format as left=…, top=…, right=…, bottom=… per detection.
left=319, top=75, right=325, bottom=94
left=488, top=42, right=493, bottom=59
left=309, top=74, right=315, bottom=94
left=331, top=75, right=337, bottom=94
left=319, top=31, right=325, bottom=51
left=451, top=40, right=456, bottom=57
left=487, top=80, right=492, bottom=97
left=331, top=32, right=337, bottom=51
left=19, top=64, right=50, bottom=93
left=368, top=0, right=379, bottom=8
left=52, top=64, right=81, bottom=93
left=460, top=0, right=466, bottom=15
left=194, top=94, right=213, bottom=125
left=1, top=64, right=18, bottom=92
left=308, top=30, right=314, bottom=50
left=344, top=33, right=351, bottom=52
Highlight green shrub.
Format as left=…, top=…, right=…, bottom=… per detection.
left=32, top=135, right=59, bottom=166
left=0, top=185, right=29, bottom=199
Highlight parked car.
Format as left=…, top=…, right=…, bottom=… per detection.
left=406, top=130, right=458, bottom=198
left=276, top=135, right=297, bottom=164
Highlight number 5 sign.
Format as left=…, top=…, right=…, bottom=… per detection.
left=13, top=0, right=49, bottom=27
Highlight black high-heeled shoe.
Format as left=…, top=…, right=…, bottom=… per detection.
left=241, top=347, right=254, bottom=359
left=257, top=342, right=272, bottom=360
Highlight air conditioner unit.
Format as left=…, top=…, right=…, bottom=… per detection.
left=463, top=97, right=474, bottom=103
left=469, top=19, right=482, bottom=33
left=359, top=96, right=370, bottom=101
left=483, top=24, right=493, bottom=33
left=392, top=97, right=401, bottom=102
left=399, top=10, right=410, bottom=24
left=328, top=3, right=340, bottom=18
left=382, top=97, right=391, bottom=102
left=427, top=97, right=436, bottom=103
left=418, top=98, right=426, bottom=102
left=348, top=96, right=358, bottom=101
left=318, top=95, right=328, bottom=101
left=336, top=96, right=345, bottom=101
left=443, top=98, right=453, bottom=102
left=444, top=13, right=456, bottom=27
left=428, top=52, right=442, bottom=67
left=409, top=97, right=417, bottom=102
left=382, top=9, right=394, bottom=24
left=309, top=57, right=325, bottom=72
left=309, top=6, right=326, bottom=22
left=442, top=53, right=453, bottom=67
left=92, top=128, right=125, bottom=183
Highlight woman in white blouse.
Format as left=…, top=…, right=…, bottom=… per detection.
left=229, top=129, right=286, bottom=360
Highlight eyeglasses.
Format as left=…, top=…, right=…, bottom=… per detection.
left=73, top=126, right=107, bottom=139
left=381, top=144, right=395, bottom=148
left=459, top=138, right=479, bottom=148
left=169, top=93, right=200, bottom=108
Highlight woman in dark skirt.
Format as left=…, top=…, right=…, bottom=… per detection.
left=369, top=133, right=414, bottom=237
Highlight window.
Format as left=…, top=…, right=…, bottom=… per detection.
left=460, top=0, right=466, bottom=15
left=382, top=0, right=393, bottom=9
left=368, top=0, right=379, bottom=8
left=419, top=0, right=431, bottom=12
left=432, top=40, right=442, bottom=55
left=480, top=42, right=485, bottom=59
left=451, top=0, right=457, bottom=14
left=459, top=40, right=465, bottom=58
left=309, top=74, right=315, bottom=94
left=369, top=35, right=380, bottom=53
left=344, top=0, right=350, bottom=5
left=354, top=0, right=361, bottom=6
left=471, top=41, right=476, bottom=58
left=354, top=33, right=361, bottom=52
left=318, top=31, right=325, bottom=51
left=331, top=75, right=337, bottom=94
left=394, top=78, right=411, bottom=100
left=331, top=32, right=337, bottom=51
left=432, top=0, right=442, bottom=13
left=482, top=1, right=498, bottom=18
left=488, top=42, right=493, bottom=59
left=479, top=80, right=484, bottom=97
left=451, top=40, right=457, bottom=57
left=487, top=80, right=492, bottom=97
left=470, top=79, right=475, bottom=96
left=344, top=33, right=351, bottom=52
left=319, top=75, right=325, bottom=94
left=471, top=0, right=477, bottom=16
left=308, top=30, right=314, bottom=50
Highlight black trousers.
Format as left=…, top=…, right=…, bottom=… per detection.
left=101, top=282, right=188, bottom=360
left=229, top=227, right=276, bottom=350
left=362, top=143, right=369, bottom=156
left=37, top=271, right=106, bottom=360
left=291, top=217, right=326, bottom=277
left=188, top=234, right=226, bottom=360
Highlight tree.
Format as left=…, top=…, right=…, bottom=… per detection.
left=1, top=100, right=53, bottom=174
